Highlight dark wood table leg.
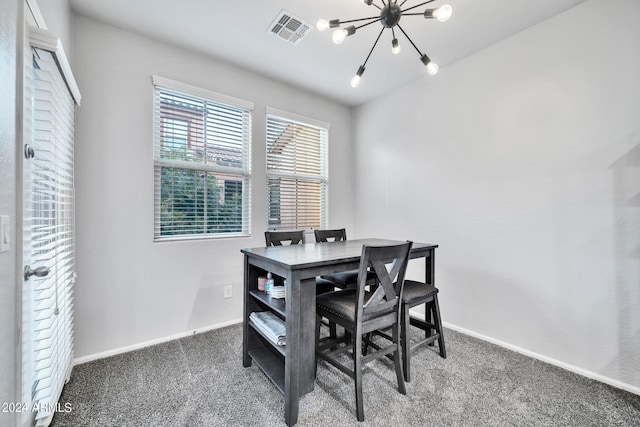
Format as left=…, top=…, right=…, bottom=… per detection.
left=298, top=276, right=317, bottom=394
left=284, top=269, right=299, bottom=426
left=243, top=255, right=252, bottom=367
left=284, top=272, right=316, bottom=426
left=243, top=256, right=262, bottom=367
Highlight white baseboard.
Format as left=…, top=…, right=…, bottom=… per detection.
left=435, top=318, right=640, bottom=396
left=73, top=318, right=243, bottom=365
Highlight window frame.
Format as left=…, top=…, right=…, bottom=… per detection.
left=152, top=76, right=254, bottom=241
left=265, top=107, right=330, bottom=231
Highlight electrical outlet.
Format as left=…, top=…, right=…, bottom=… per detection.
left=223, top=285, right=232, bottom=299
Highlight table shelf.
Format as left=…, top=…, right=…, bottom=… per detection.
left=247, top=292, right=287, bottom=399
left=248, top=318, right=286, bottom=357
left=248, top=347, right=285, bottom=395
left=250, top=290, right=286, bottom=319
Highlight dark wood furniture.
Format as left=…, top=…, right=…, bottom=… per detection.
left=241, top=238, right=438, bottom=426
left=399, top=280, right=446, bottom=381
left=265, top=230, right=305, bottom=246
left=313, top=228, right=347, bottom=243
left=315, top=241, right=412, bottom=421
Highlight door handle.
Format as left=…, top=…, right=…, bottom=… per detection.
left=24, top=144, right=35, bottom=159
left=24, top=265, right=50, bottom=280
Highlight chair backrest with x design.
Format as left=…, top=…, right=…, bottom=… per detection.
left=264, top=230, right=305, bottom=246
left=314, top=228, right=347, bottom=243
left=355, top=241, right=412, bottom=334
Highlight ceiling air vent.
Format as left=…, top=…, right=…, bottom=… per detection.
left=268, top=10, right=311, bottom=45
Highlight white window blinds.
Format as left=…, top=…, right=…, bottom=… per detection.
left=266, top=108, right=329, bottom=230
left=153, top=76, right=253, bottom=240
left=28, top=46, right=76, bottom=427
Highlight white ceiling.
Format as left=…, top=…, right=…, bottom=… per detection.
left=68, top=0, right=587, bottom=106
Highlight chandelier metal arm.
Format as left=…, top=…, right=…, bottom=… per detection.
left=355, top=18, right=383, bottom=31
left=338, top=16, right=382, bottom=25
left=397, top=23, right=424, bottom=57
left=401, top=12, right=428, bottom=16
left=399, top=0, right=410, bottom=7
left=362, top=27, right=386, bottom=67
left=401, top=0, right=437, bottom=14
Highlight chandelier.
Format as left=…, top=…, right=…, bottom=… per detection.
left=317, top=0, right=452, bottom=87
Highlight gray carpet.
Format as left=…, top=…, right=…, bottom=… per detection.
left=51, top=323, right=640, bottom=426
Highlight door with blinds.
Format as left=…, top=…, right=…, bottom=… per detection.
left=22, top=27, right=80, bottom=427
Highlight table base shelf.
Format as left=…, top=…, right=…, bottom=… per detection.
left=248, top=348, right=285, bottom=395
left=248, top=318, right=286, bottom=357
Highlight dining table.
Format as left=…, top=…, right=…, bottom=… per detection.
left=241, top=238, right=438, bottom=426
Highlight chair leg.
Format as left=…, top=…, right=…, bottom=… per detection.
left=432, top=295, right=446, bottom=358
left=401, top=304, right=411, bottom=382
left=392, top=321, right=406, bottom=395
left=425, top=301, right=435, bottom=346
left=315, top=313, right=321, bottom=376
left=354, top=332, right=365, bottom=422
left=363, top=332, right=372, bottom=355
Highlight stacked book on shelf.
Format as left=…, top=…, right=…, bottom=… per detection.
left=249, top=311, right=286, bottom=346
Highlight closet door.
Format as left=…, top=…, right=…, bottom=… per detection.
left=22, top=28, right=80, bottom=426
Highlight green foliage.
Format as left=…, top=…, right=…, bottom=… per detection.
left=160, top=166, right=243, bottom=236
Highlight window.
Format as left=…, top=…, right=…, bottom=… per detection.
left=153, top=76, right=253, bottom=240
left=266, top=107, right=329, bottom=230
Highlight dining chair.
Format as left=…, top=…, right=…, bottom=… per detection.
left=314, top=228, right=377, bottom=289
left=369, top=279, right=446, bottom=382
left=264, top=230, right=305, bottom=246
left=399, top=280, right=446, bottom=381
left=315, top=241, right=412, bottom=422
left=314, top=228, right=347, bottom=243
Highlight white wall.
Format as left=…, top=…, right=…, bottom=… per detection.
left=35, top=0, right=71, bottom=59
left=71, top=15, right=355, bottom=359
left=353, top=0, right=640, bottom=391
left=0, top=1, right=21, bottom=425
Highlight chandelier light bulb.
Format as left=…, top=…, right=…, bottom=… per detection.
left=392, top=38, right=401, bottom=55
left=316, top=19, right=330, bottom=32
left=332, top=28, right=347, bottom=44
left=351, top=65, right=366, bottom=88
left=435, top=5, right=453, bottom=22
left=421, top=54, right=439, bottom=75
